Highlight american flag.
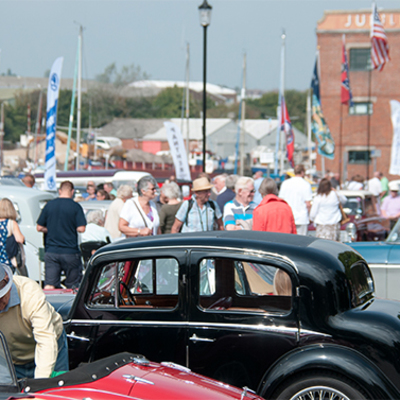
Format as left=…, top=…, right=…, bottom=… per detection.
left=371, top=3, right=390, bottom=71
left=280, top=96, right=295, bottom=167
left=341, top=35, right=353, bottom=106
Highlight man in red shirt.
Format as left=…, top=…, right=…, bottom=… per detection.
left=252, top=178, right=297, bottom=234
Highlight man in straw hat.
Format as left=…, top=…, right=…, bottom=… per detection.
left=171, top=177, right=223, bottom=233
left=0, top=263, right=68, bottom=379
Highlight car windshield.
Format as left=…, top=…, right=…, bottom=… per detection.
left=349, top=262, right=374, bottom=307
left=0, top=332, right=14, bottom=385
left=386, top=220, right=400, bottom=242
left=343, top=196, right=362, bottom=216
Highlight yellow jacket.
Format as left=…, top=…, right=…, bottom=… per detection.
left=0, top=276, right=63, bottom=378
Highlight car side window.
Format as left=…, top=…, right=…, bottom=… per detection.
left=88, top=262, right=119, bottom=307
left=0, top=335, right=13, bottom=385
left=199, top=258, right=292, bottom=313
left=89, top=258, right=179, bottom=309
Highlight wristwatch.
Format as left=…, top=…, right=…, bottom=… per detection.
left=138, top=229, right=141, bottom=236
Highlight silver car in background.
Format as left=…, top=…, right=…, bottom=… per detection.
left=0, top=186, right=55, bottom=281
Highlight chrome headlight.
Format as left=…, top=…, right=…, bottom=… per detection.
left=346, top=222, right=357, bottom=241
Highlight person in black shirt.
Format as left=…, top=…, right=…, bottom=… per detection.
left=37, top=181, right=86, bottom=289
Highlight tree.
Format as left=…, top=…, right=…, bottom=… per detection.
left=152, top=86, right=202, bottom=118
left=95, top=63, right=150, bottom=87
left=247, top=90, right=307, bottom=132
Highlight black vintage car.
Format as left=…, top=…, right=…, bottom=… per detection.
left=54, top=231, right=400, bottom=400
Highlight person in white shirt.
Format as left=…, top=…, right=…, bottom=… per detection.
left=104, top=185, right=133, bottom=239
left=279, top=165, right=313, bottom=235
left=119, top=176, right=160, bottom=237
left=347, top=175, right=364, bottom=190
left=81, top=210, right=112, bottom=244
left=368, top=171, right=383, bottom=200
left=310, top=178, right=347, bottom=241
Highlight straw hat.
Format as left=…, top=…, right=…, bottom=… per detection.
left=192, top=177, right=213, bottom=192
left=389, top=181, right=399, bottom=191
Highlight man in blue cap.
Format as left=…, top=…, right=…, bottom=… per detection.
left=0, top=263, right=68, bottom=378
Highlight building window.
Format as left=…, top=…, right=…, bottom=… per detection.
left=348, top=150, right=371, bottom=164
left=349, top=48, right=371, bottom=71
left=349, top=102, right=373, bottom=115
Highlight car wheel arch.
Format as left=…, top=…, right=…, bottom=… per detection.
left=257, top=344, right=399, bottom=399
left=269, top=371, right=368, bottom=400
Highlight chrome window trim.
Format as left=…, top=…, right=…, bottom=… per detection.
left=66, top=318, right=331, bottom=338
left=92, top=244, right=299, bottom=273
left=369, top=263, right=400, bottom=269
left=68, top=318, right=299, bottom=333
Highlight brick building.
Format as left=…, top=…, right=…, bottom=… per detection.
left=316, top=9, right=400, bottom=182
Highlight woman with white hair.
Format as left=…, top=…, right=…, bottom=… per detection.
left=119, top=176, right=160, bottom=237
left=81, top=210, right=112, bottom=244
left=105, top=185, right=133, bottom=239
left=159, top=182, right=182, bottom=234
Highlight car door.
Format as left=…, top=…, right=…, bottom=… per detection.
left=187, top=250, right=300, bottom=390
left=67, top=249, right=189, bottom=368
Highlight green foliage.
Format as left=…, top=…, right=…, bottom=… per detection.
left=247, top=90, right=307, bottom=132
left=95, top=62, right=150, bottom=87
left=1, top=71, right=308, bottom=142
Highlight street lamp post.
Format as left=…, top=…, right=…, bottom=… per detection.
left=198, top=0, right=212, bottom=173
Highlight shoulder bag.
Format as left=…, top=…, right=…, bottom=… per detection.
left=335, top=192, right=350, bottom=225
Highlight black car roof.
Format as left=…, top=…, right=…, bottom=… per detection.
left=91, top=231, right=365, bottom=315
left=97, top=231, right=357, bottom=276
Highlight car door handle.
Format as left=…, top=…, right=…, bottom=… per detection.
left=67, top=331, right=90, bottom=342
left=189, top=333, right=216, bottom=343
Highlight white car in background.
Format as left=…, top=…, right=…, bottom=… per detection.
left=95, top=136, right=122, bottom=150
left=0, top=186, right=55, bottom=282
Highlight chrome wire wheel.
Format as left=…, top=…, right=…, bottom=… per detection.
left=289, top=385, right=350, bottom=400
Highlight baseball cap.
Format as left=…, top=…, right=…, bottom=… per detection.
left=0, top=264, right=13, bottom=298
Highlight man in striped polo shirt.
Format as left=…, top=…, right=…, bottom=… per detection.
left=223, top=176, right=256, bottom=230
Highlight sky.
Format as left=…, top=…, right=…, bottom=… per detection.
left=0, top=0, right=398, bottom=92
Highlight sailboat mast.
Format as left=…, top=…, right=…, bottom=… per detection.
left=34, top=88, right=43, bottom=168
left=279, top=30, right=286, bottom=173
left=239, top=53, right=246, bottom=176
left=185, top=43, right=190, bottom=157
left=65, top=36, right=79, bottom=171
left=75, top=25, right=83, bottom=170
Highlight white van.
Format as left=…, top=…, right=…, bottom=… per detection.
left=34, top=169, right=150, bottom=191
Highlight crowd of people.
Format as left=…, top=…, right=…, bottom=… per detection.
left=0, top=165, right=397, bottom=382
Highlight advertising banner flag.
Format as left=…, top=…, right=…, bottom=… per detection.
left=341, top=35, right=353, bottom=106
left=311, top=55, right=335, bottom=159
left=280, top=96, right=295, bottom=167
left=371, top=2, right=390, bottom=71
left=164, top=122, right=191, bottom=181
left=44, top=57, right=63, bottom=191
left=389, top=100, right=400, bottom=175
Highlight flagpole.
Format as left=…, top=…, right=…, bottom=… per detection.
left=307, top=90, right=312, bottom=170
left=367, top=4, right=374, bottom=182
left=339, top=103, right=343, bottom=183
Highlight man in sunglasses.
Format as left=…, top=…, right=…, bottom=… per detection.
left=223, top=176, right=256, bottom=230
left=0, top=263, right=67, bottom=379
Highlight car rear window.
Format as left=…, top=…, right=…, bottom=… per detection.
left=349, top=262, right=374, bottom=307
left=199, top=258, right=292, bottom=313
